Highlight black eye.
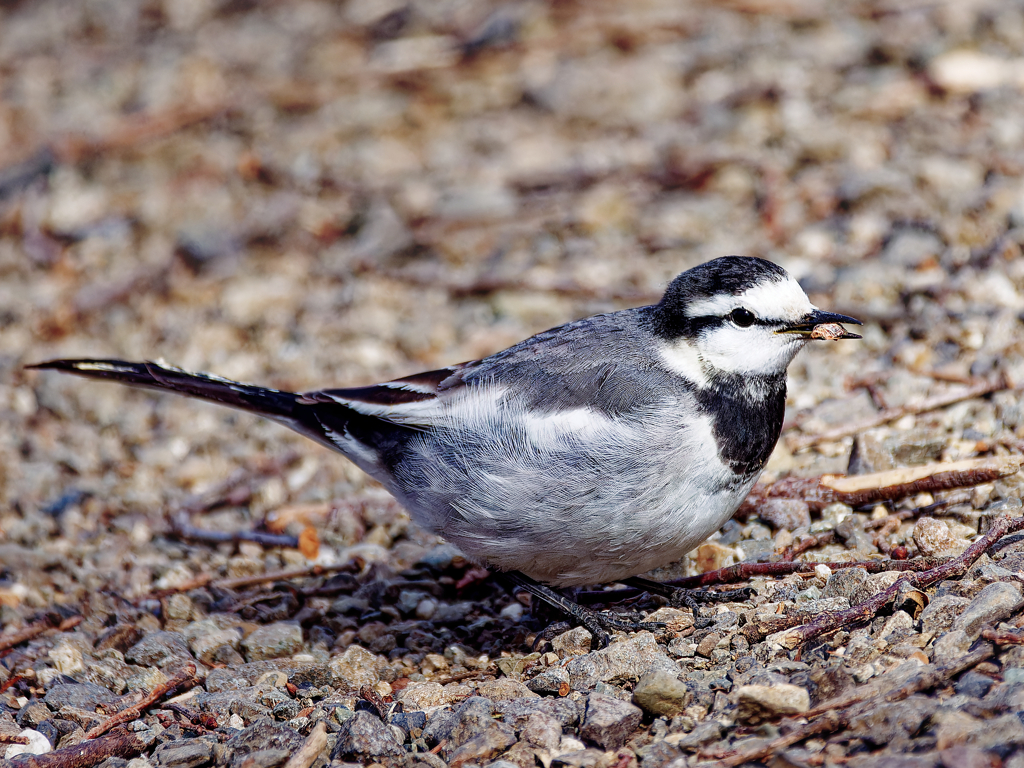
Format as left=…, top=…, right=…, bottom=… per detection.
left=728, top=308, right=756, bottom=327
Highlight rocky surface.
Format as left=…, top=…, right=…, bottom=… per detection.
left=4, top=0, right=1024, bottom=766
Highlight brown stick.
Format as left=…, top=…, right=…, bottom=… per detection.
left=660, top=555, right=952, bottom=591
left=0, top=615, right=82, bottom=653
left=85, top=663, right=197, bottom=739
left=282, top=721, right=328, bottom=768
left=981, top=628, right=1024, bottom=645
left=0, top=732, right=29, bottom=744
left=785, top=376, right=1009, bottom=450
left=779, top=531, right=835, bottom=561
left=10, top=728, right=152, bottom=768
left=212, top=561, right=357, bottom=591
left=769, top=514, right=1024, bottom=649
left=358, top=684, right=390, bottom=720
left=739, top=457, right=1021, bottom=515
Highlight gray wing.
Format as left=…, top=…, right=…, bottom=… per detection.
left=310, top=306, right=683, bottom=422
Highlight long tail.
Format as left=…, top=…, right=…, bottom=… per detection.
left=27, top=359, right=340, bottom=452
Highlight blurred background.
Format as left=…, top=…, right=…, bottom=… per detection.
left=3, top=0, right=1024, bottom=586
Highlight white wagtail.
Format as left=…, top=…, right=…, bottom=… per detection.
left=30, top=256, right=860, bottom=645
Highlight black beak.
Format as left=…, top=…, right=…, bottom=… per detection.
left=777, top=309, right=863, bottom=339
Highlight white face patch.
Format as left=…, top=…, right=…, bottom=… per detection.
left=685, top=273, right=815, bottom=325
left=697, top=323, right=806, bottom=376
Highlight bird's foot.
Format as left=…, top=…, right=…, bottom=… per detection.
left=623, top=576, right=755, bottom=620
left=504, top=572, right=664, bottom=650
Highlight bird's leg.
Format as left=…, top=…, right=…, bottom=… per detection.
left=501, top=571, right=663, bottom=650
left=623, top=576, right=754, bottom=626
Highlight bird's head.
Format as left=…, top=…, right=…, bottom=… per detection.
left=652, top=256, right=861, bottom=382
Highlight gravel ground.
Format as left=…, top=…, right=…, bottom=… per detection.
left=4, top=1, right=1024, bottom=766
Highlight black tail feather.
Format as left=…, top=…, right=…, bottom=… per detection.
left=27, top=358, right=303, bottom=423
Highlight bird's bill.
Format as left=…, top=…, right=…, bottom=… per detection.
left=776, top=309, right=863, bottom=340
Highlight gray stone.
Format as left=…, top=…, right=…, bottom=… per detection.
left=475, top=678, right=539, bottom=701
left=493, top=697, right=582, bottom=729
left=422, top=706, right=458, bottom=746
left=329, top=645, right=388, bottom=691
left=189, top=627, right=243, bottom=664
left=152, top=739, right=214, bottom=768
left=551, top=627, right=593, bottom=657
left=920, top=595, right=971, bottom=635
left=192, top=688, right=272, bottom=721
left=518, top=712, right=561, bottom=750
left=447, top=697, right=500, bottom=748
left=881, top=229, right=944, bottom=268
left=241, top=623, right=304, bottom=662
left=632, top=669, right=692, bottom=717
left=851, top=428, right=945, bottom=474
left=673, top=719, right=725, bottom=750
left=636, top=739, right=683, bottom=768
left=952, top=582, right=1024, bottom=640
left=847, top=696, right=938, bottom=747
left=954, top=671, right=995, bottom=699
left=235, top=749, right=290, bottom=768
left=735, top=684, right=809, bottom=724
left=756, top=498, right=811, bottom=531
left=787, top=597, right=852, bottom=616
left=330, top=710, right=405, bottom=762
left=446, top=725, right=516, bottom=768
left=224, top=720, right=303, bottom=757
left=932, top=630, right=972, bottom=665
left=821, top=568, right=869, bottom=601
left=566, top=631, right=672, bottom=690
left=579, top=692, right=642, bottom=750
left=16, top=702, right=53, bottom=728
left=914, top=517, right=971, bottom=558
left=124, top=631, right=193, bottom=668
left=527, top=666, right=569, bottom=695
left=851, top=571, right=906, bottom=606
left=44, top=682, right=118, bottom=711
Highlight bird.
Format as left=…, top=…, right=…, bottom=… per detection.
left=29, top=256, right=860, bottom=645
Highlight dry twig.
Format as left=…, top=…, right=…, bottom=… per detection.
left=0, top=615, right=82, bottom=653
left=212, top=561, right=358, bottom=591
left=766, top=514, right=1024, bottom=648
left=779, top=531, right=835, bottom=561
left=740, top=457, right=1020, bottom=516
left=85, top=663, right=197, bottom=739
left=358, top=684, right=391, bottom=721
left=9, top=728, right=152, bottom=768
left=981, top=627, right=1024, bottom=645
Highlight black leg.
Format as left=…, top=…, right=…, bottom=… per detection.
left=501, top=571, right=664, bottom=649
left=623, top=576, right=755, bottom=613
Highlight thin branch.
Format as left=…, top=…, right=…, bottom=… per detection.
left=9, top=728, right=151, bottom=768
left=211, top=561, right=358, bottom=591
left=779, top=531, right=835, bottom=561
left=768, top=514, right=1024, bottom=648
left=738, top=456, right=1021, bottom=515
left=85, top=663, right=197, bottom=739
left=981, top=628, right=1024, bottom=645
left=0, top=615, right=82, bottom=653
